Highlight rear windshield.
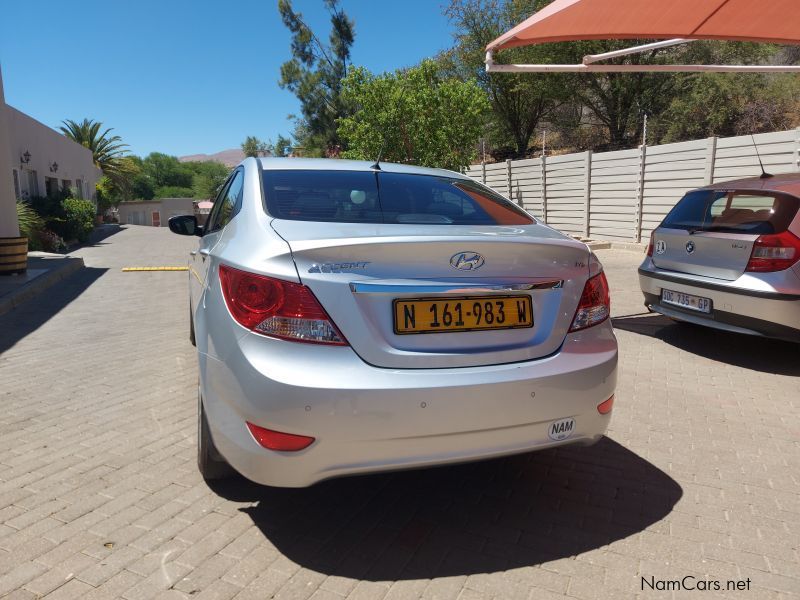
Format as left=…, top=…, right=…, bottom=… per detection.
left=662, top=189, right=799, bottom=234
left=262, top=170, right=534, bottom=225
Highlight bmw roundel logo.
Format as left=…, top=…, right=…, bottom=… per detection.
left=450, top=251, right=485, bottom=271
left=685, top=241, right=695, bottom=254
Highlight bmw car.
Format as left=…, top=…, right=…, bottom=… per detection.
left=169, top=158, right=618, bottom=487
left=640, top=174, right=800, bottom=342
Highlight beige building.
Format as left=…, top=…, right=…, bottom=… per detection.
left=117, top=198, right=196, bottom=227
left=0, top=65, right=19, bottom=238
left=1, top=62, right=102, bottom=240
left=8, top=105, right=101, bottom=203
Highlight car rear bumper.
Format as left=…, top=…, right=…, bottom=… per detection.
left=199, top=322, right=618, bottom=487
left=639, top=267, right=800, bottom=342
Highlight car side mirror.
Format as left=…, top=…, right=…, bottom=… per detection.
left=168, top=215, right=203, bottom=236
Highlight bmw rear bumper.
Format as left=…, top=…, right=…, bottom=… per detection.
left=200, top=323, right=618, bottom=487
left=639, top=265, right=800, bottom=343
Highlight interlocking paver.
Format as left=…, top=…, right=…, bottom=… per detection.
left=0, top=229, right=798, bottom=599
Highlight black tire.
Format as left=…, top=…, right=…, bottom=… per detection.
left=197, top=391, right=232, bottom=480
left=189, top=305, right=196, bottom=347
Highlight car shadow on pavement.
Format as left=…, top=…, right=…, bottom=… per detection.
left=613, top=313, right=800, bottom=375
left=0, top=266, right=106, bottom=354
left=209, top=437, right=681, bottom=580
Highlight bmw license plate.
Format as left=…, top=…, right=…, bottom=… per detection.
left=393, top=295, right=533, bottom=334
left=661, top=289, right=711, bottom=313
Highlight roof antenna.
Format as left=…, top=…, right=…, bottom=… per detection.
left=750, top=134, right=773, bottom=179
left=370, top=136, right=386, bottom=170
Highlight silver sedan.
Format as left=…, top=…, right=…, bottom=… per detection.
left=169, top=158, right=617, bottom=487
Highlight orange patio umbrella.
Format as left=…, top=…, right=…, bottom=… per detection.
left=485, top=0, right=800, bottom=73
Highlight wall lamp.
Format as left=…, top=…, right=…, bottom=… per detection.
left=20, top=150, right=31, bottom=164
left=50, top=162, right=59, bottom=173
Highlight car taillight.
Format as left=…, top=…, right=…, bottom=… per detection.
left=246, top=422, right=315, bottom=451
left=569, top=271, right=611, bottom=332
left=219, top=265, right=347, bottom=345
left=646, top=232, right=654, bottom=257
left=745, top=231, right=800, bottom=272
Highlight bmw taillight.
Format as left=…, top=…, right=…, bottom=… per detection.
left=569, top=271, right=611, bottom=332
left=218, top=265, right=347, bottom=345
left=745, top=231, right=800, bottom=272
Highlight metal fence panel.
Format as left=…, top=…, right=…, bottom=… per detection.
left=465, top=127, right=800, bottom=242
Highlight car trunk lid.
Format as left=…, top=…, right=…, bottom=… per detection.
left=271, top=220, right=591, bottom=368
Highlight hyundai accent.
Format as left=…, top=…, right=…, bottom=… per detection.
left=169, top=158, right=618, bottom=487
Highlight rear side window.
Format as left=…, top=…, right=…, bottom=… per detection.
left=263, top=170, right=533, bottom=225
left=662, top=190, right=799, bottom=235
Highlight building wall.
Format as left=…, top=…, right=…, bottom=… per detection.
left=7, top=105, right=101, bottom=203
left=118, top=198, right=195, bottom=227
left=0, top=65, right=19, bottom=237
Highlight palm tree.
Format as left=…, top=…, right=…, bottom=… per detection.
left=60, top=118, right=129, bottom=173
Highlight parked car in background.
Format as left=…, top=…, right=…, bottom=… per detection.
left=639, top=174, right=800, bottom=342
left=169, top=157, right=617, bottom=488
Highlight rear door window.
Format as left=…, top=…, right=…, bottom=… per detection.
left=207, top=169, right=243, bottom=232
left=263, top=170, right=533, bottom=225
left=662, top=190, right=799, bottom=235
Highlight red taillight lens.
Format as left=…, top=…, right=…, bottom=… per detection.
left=597, top=395, right=614, bottom=415
left=246, top=422, right=315, bottom=451
left=569, top=271, right=611, bottom=332
left=219, top=265, right=346, bottom=345
left=646, top=232, right=654, bottom=257
left=745, top=230, right=800, bottom=272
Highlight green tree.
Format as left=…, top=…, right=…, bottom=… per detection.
left=268, top=134, right=293, bottom=157
left=154, top=186, right=194, bottom=199
left=241, top=136, right=268, bottom=158
left=338, top=60, right=490, bottom=171
left=444, top=0, right=570, bottom=158
left=278, top=0, right=355, bottom=156
left=141, top=152, right=193, bottom=189
left=60, top=118, right=132, bottom=202
left=59, top=118, right=129, bottom=172
left=185, top=161, right=230, bottom=198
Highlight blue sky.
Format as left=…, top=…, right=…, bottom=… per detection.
left=0, top=0, right=455, bottom=158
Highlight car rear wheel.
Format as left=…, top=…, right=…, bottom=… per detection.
left=197, top=390, right=232, bottom=480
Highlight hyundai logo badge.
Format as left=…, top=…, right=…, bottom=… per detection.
left=450, top=252, right=485, bottom=271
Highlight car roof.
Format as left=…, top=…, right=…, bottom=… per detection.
left=703, top=172, right=800, bottom=197
left=253, top=157, right=470, bottom=180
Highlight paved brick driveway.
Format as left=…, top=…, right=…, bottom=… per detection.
left=0, top=225, right=797, bottom=600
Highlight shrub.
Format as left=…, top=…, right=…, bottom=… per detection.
left=61, top=198, right=96, bottom=243
left=16, top=200, right=45, bottom=250
left=37, top=229, right=68, bottom=253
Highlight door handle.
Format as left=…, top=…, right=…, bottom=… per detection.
left=199, top=249, right=210, bottom=259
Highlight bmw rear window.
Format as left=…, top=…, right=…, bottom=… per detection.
left=662, top=189, right=799, bottom=234
left=262, top=170, right=534, bottom=225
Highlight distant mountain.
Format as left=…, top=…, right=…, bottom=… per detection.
left=179, top=148, right=246, bottom=167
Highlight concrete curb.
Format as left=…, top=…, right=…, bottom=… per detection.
left=0, top=255, right=85, bottom=317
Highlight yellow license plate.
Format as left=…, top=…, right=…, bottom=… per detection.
left=393, top=295, right=533, bottom=335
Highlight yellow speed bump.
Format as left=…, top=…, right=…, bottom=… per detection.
left=122, top=266, right=189, bottom=272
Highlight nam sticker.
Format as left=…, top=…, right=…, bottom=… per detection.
left=548, top=417, right=576, bottom=441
